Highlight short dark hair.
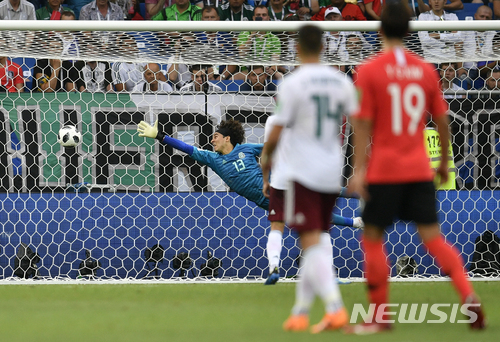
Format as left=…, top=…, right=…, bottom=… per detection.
left=298, top=24, right=323, bottom=55
left=254, top=4, right=268, bottom=13
left=216, top=119, right=245, bottom=146
left=60, top=10, right=76, bottom=19
left=202, top=5, right=219, bottom=16
left=381, top=1, right=411, bottom=40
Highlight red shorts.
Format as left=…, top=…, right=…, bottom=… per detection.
left=285, top=181, right=338, bottom=233
left=268, top=187, right=285, bottom=222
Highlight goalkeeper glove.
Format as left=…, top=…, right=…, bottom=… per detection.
left=137, top=120, right=165, bottom=141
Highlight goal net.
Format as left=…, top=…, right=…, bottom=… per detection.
left=0, top=20, right=499, bottom=282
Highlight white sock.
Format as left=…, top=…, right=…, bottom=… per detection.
left=291, top=248, right=315, bottom=316
left=320, top=232, right=333, bottom=265
left=266, top=230, right=283, bottom=273
left=305, top=244, right=344, bottom=314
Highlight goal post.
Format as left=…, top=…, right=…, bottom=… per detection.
left=0, top=20, right=499, bottom=282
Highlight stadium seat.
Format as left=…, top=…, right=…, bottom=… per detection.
left=455, top=3, right=481, bottom=20
left=214, top=80, right=244, bottom=92
left=12, top=57, right=35, bottom=91
left=140, top=2, right=146, bottom=19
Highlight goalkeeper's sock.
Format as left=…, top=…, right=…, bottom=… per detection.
left=332, top=214, right=354, bottom=227
left=424, top=235, right=473, bottom=303
left=362, top=236, right=389, bottom=321
left=266, top=229, right=283, bottom=273
left=305, top=243, right=344, bottom=314
left=320, top=232, right=333, bottom=264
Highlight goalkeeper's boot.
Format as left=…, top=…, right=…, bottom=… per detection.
left=466, top=294, right=486, bottom=330
left=353, top=217, right=364, bottom=229
left=264, top=267, right=280, bottom=285
left=283, top=314, right=309, bottom=332
left=343, top=322, right=392, bottom=335
left=310, top=307, right=348, bottom=334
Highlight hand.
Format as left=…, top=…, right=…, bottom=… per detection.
left=436, top=162, right=449, bottom=186
left=137, top=120, right=158, bottom=139
left=429, top=32, right=440, bottom=39
left=50, top=59, right=62, bottom=70
left=263, top=180, right=271, bottom=199
left=347, top=170, right=368, bottom=201
left=297, top=7, right=310, bottom=15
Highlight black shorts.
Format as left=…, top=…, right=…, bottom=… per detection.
left=362, top=181, right=438, bottom=229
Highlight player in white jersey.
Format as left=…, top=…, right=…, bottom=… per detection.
left=261, top=24, right=357, bottom=333
left=262, top=116, right=363, bottom=285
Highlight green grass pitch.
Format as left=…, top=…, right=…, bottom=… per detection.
left=0, top=281, right=497, bottom=342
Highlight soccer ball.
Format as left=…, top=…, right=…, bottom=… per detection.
left=58, top=125, right=82, bottom=148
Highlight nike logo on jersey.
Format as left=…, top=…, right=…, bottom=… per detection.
left=270, top=209, right=276, bottom=215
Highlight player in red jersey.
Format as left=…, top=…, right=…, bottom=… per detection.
left=346, top=1, right=486, bottom=334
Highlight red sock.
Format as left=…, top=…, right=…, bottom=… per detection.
left=424, top=235, right=474, bottom=303
left=362, top=237, right=390, bottom=322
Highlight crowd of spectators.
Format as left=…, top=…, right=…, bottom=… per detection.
left=0, top=0, right=499, bottom=95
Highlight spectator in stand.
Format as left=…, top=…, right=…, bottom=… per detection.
left=57, top=10, right=81, bottom=58
left=167, top=5, right=232, bottom=88
left=322, top=6, right=371, bottom=72
left=111, top=0, right=132, bottom=19
left=323, top=7, right=348, bottom=71
left=268, top=0, right=290, bottom=20
left=145, top=0, right=182, bottom=20
left=0, top=0, right=36, bottom=19
left=284, top=0, right=319, bottom=20
left=179, top=64, right=223, bottom=92
left=196, top=6, right=239, bottom=81
left=461, top=5, right=496, bottom=90
left=152, top=0, right=202, bottom=20
left=363, top=0, right=381, bottom=20
left=36, top=0, right=73, bottom=19
left=33, top=40, right=78, bottom=92
left=240, top=65, right=277, bottom=92
left=0, top=56, right=24, bottom=92
left=75, top=60, right=113, bottom=92
left=218, top=0, right=253, bottom=21
left=133, top=63, right=173, bottom=92
left=311, top=0, right=365, bottom=21
left=415, top=0, right=463, bottom=15
left=125, top=0, right=143, bottom=19
left=112, top=62, right=147, bottom=92
left=237, top=6, right=281, bottom=63
left=439, top=62, right=465, bottom=99
left=64, top=0, right=92, bottom=18
left=479, top=68, right=500, bottom=101
left=79, top=0, right=124, bottom=20
left=417, top=0, right=462, bottom=62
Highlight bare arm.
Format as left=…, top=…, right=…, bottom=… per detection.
left=495, top=0, right=500, bottom=19
left=434, top=114, right=450, bottom=185
left=364, top=1, right=380, bottom=20
left=416, top=0, right=429, bottom=13
left=146, top=0, right=166, bottom=19
left=260, top=125, right=284, bottom=197
left=444, top=0, right=463, bottom=11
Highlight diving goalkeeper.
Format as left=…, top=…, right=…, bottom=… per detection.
left=137, top=119, right=359, bottom=224
left=137, top=119, right=362, bottom=283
